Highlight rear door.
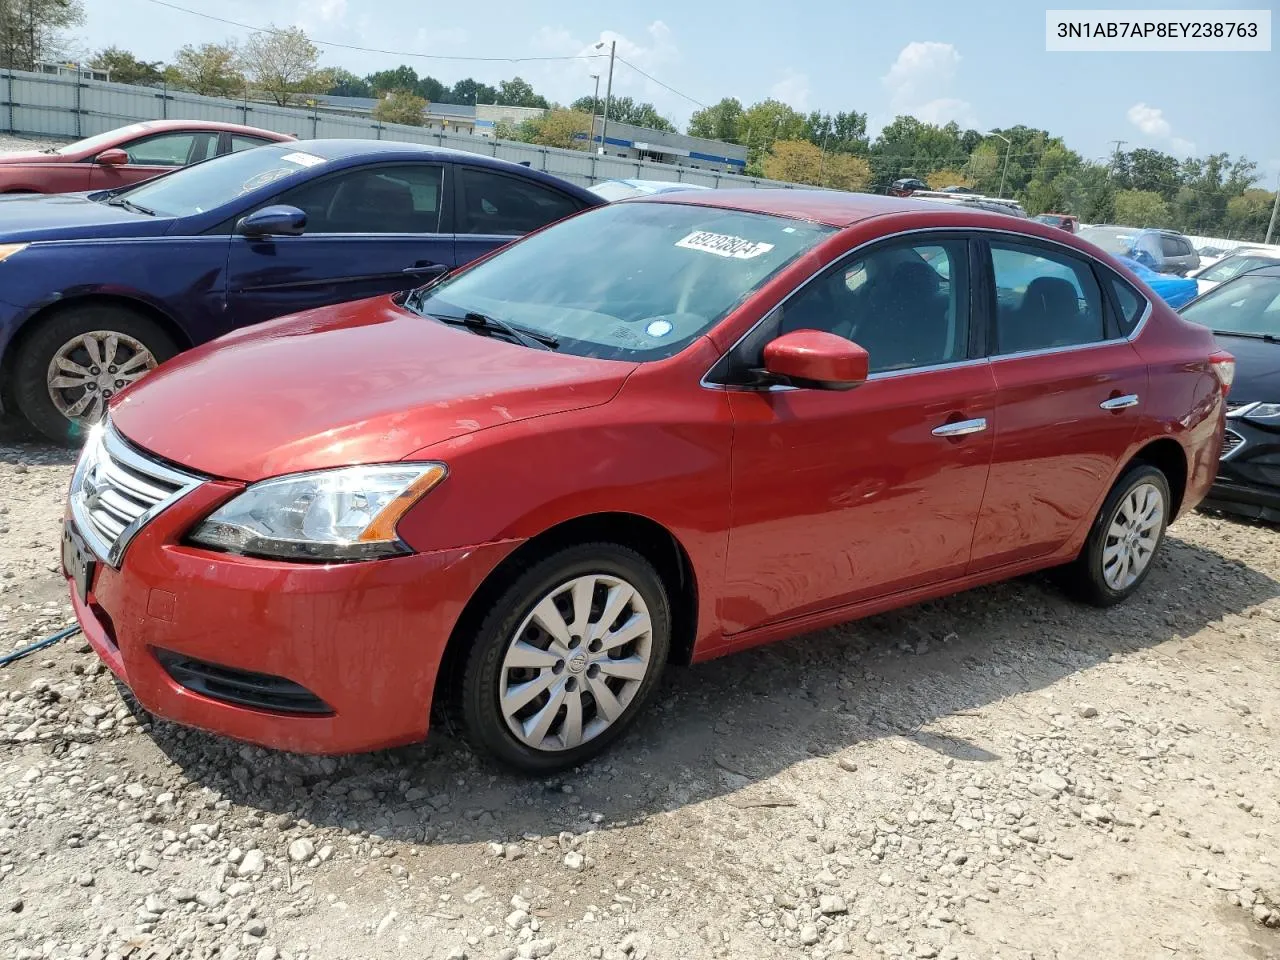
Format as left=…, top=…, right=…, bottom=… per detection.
left=968, top=236, right=1148, bottom=572
left=225, top=161, right=453, bottom=328
left=87, top=130, right=218, bottom=189
left=452, top=165, right=589, bottom=267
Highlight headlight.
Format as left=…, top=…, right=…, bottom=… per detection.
left=1231, top=402, right=1280, bottom=425
left=190, top=463, right=447, bottom=561
left=0, top=243, right=28, bottom=263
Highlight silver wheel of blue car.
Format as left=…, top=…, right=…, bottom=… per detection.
left=46, top=330, right=159, bottom=424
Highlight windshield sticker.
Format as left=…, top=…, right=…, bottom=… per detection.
left=646, top=319, right=674, bottom=338
left=239, top=168, right=296, bottom=195
left=675, top=231, right=775, bottom=260
left=280, top=151, right=326, bottom=168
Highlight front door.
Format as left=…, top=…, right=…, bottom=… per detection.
left=88, top=130, right=218, bottom=189
left=225, top=162, right=454, bottom=329
left=968, top=237, right=1148, bottom=571
left=720, top=235, right=996, bottom=634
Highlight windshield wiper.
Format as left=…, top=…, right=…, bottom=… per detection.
left=105, top=196, right=156, bottom=216
left=432, top=311, right=558, bottom=351
left=1212, top=329, right=1280, bottom=343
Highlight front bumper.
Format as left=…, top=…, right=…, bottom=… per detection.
left=66, top=480, right=518, bottom=755
left=1202, top=418, right=1280, bottom=523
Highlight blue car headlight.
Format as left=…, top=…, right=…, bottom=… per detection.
left=1230, top=402, right=1280, bottom=426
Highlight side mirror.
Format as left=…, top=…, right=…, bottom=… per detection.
left=236, top=205, right=307, bottom=238
left=762, top=330, right=869, bottom=391
left=96, top=148, right=128, bottom=166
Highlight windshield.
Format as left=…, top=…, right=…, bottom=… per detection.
left=54, top=124, right=154, bottom=156
left=1198, top=255, right=1280, bottom=284
left=407, top=201, right=834, bottom=361
left=1079, top=227, right=1137, bottom=256
left=106, top=145, right=327, bottom=218
left=1181, top=274, right=1280, bottom=336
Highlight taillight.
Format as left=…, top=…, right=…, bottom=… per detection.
left=1210, top=349, right=1236, bottom=396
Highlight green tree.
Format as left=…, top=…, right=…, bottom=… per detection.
left=89, top=46, right=163, bottom=85
left=687, top=97, right=744, bottom=143
left=447, top=77, right=498, bottom=105
left=1225, top=189, right=1276, bottom=241
left=1058, top=163, right=1115, bottom=223
left=1118, top=148, right=1180, bottom=202
left=869, top=116, right=970, bottom=191
left=325, top=68, right=371, bottom=98
left=803, top=110, right=868, bottom=155
left=740, top=99, right=807, bottom=173
left=1114, top=189, right=1170, bottom=226
left=239, top=25, right=324, bottom=106
left=495, top=76, right=549, bottom=109
left=367, top=65, right=420, bottom=95
left=518, top=109, right=592, bottom=150
left=373, top=89, right=426, bottom=126
left=170, top=41, right=243, bottom=97
left=0, top=0, right=84, bottom=70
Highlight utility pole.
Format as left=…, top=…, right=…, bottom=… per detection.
left=595, top=41, right=616, bottom=156
left=1266, top=169, right=1280, bottom=246
left=1107, top=139, right=1127, bottom=177
left=587, top=73, right=600, bottom=150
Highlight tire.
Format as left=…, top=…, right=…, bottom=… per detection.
left=13, top=303, right=180, bottom=446
left=1063, top=463, right=1172, bottom=607
left=458, top=543, right=671, bottom=774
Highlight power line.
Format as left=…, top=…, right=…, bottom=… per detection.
left=139, top=0, right=608, bottom=64
left=614, top=56, right=706, bottom=109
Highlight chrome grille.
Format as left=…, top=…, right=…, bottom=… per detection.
left=1221, top=429, right=1245, bottom=461
left=69, top=421, right=204, bottom=567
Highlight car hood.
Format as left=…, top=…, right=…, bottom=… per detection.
left=0, top=192, right=172, bottom=241
left=1212, top=331, right=1280, bottom=404
left=110, top=297, right=638, bottom=481
left=0, top=150, right=69, bottom=164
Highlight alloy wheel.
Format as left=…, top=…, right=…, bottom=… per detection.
left=1101, top=481, right=1165, bottom=591
left=46, top=331, right=159, bottom=423
left=498, top=573, right=653, bottom=753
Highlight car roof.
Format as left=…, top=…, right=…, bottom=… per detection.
left=637, top=188, right=1036, bottom=227
left=271, top=139, right=600, bottom=202
left=120, top=119, right=294, bottom=139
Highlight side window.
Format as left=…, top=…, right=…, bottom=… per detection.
left=1160, top=235, right=1184, bottom=258
left=227, top=135, right=274, bottom=154
left=123, top=132, right=213, bottom=166
left=457, top=166, right=582, bottom=235
left=991, top=241, right=1105, bottom=354
left=272, top=164, right=443, bottom=234
left=1104, top=271, right=1146, bottom=336
left=775, top=238, right=970, bottom=374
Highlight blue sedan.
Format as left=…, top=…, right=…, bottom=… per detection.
left=0, top=140, right=601, bottom=442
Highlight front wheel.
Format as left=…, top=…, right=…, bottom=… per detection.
left=1064, top=463, right=1171, bottom=606
left=458, top=543, right=671, bottom=773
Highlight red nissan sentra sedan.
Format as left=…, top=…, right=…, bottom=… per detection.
left=62, top=191, right=1232, bottom=772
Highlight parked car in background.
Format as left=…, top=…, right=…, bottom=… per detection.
left=62, top=190, right=1229, bottom=771
left=1034, top=212, right=1078, bottom=233
left=1188, top=248, right=1280, bottom=295
left=1078, top=225, right=1200, bottom=275
left=1115, top=255, right=1200, bottom=308
left=887, top=177, right=928, bottom=197
left=588, top=179, right=713, bottom=201
left=938, top=185, right=976, bottom=194
left=1180, top=265, right=1280, bottom=521
left=0, top=120, right=294, bottom=194
left=0, top=140, right=602, bottom=442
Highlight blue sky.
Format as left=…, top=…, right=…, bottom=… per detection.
left=73, top=0, right=1278, bottom=179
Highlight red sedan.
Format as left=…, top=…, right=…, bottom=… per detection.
left=62, top=190, right=1231, bottom=772
left=0, top=120, right=294, bottom=194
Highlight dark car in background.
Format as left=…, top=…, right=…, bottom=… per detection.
left=1079, top=225, right=1200, bottom=276
left=0, top=120, right=294, bottom=194
left=1180, top=265, right=1280, bottom=520
left=0, top=140, right=602, bottom=442
left=887, top=177, right=928, bottom=197
left=1034, top=212, right=1078, bottom=233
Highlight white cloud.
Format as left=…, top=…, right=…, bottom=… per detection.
left=413, top=25, right=469, bottom=49
left=1126, top=102, right=1196, bottom=156
left=881, top=41, right=976, bottom=127
left=769, top=69, right=811, bottom=112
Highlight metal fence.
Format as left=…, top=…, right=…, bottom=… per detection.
left=1, top=69, right=806, bottom=192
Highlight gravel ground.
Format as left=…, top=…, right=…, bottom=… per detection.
left=3, top=451, right=1280, bottom=960
left=0, top=135, right=61, bottom=154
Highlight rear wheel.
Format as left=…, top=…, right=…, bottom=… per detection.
left=458, top=543, right=670, bottom=773
left=13, top=303, right=179, bottom=445
left=1064, top=463, right=1171, bottom=606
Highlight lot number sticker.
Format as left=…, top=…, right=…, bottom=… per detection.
left=676, top=231, right=775, bottom=260
left=280, top=151, right=326, bottom=168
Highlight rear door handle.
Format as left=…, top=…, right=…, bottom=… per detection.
left=932, top=417, right=988, bottom=438
left=1100, top=394, right=1140, bottom=410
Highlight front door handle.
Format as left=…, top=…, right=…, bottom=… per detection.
left=932, top=417, right=988, bottom=438
left=402, top=262, right=448, bottom=277
left=1100, top=394, right=1140, bottom=410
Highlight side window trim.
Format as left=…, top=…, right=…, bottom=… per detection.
left=453, top=164, right=582, bottom=237
left=707, top=230, right=979, bottom=387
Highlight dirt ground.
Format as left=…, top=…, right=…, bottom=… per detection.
left=1, top=434, right=1278, bottom=960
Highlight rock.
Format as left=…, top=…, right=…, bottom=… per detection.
left=135, top=852, right=159, bottom=872
left=376, top=910, right=397, bottom=937
left=837, top=756, right=858, bottom=772
left=288, top=839, right=315, bottom=863
left=799, top=923, right=820, bottom=946
left=1018, top=827, right=1041, bottom=844
left=819, top=894, right=848, bottom=914
left=518, top=939, right=556, bottom=959
left=255, top=948, right=278, bottom=960
left=506, top=909, right=530, bottom=930
left=244, top=920, right=267, bottom=937
left=915, top=945, right=939, bottom=959
left=1038, top=771, right=1068, bottom=795
left=237, top=850, right=266, bottom=878
left=144, top=894, right=166, bottom=914
left=1076, top=703, right=1098, bottom=718
left=196, top=891, right=224, bottom=909
left=564, top=851, right=585, bottom=871
left=4, top=897, right=22, bottom=913
left=445, top=948, right=467, bottom=960
left=76, top=873, right=94, bottom=887
left=497, top=951, right=519, bottom=960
